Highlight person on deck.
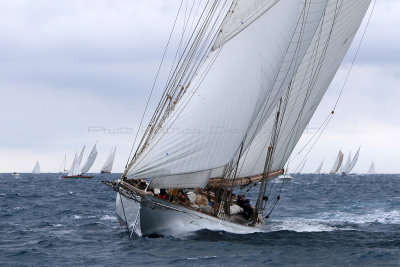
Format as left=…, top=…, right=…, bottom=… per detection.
left=237, top=195, right=245, bottom=208
left=158, top=189, right=168, bottom=200
left=242, top=199, right=254, bottom=219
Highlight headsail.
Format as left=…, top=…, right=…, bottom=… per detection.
left=342, top=151, right=352, bottom=174
left=101, top=146, right=117, bottom=173
left=81, top=144, right=98, bottom=174
left=67, top=152, right=81, bottom=176
left=32, top=161, right=40, bottom=174
left=330, top=150, right=344, bottom=174
left=78, top=146, right=85, bottom=165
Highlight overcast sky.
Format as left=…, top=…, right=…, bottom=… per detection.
left=0, top=0, right=398, bottom=174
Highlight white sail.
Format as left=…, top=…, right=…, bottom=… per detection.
left=78, top=145, right=85, bottom=165
left=67, top=152, right=81, bottom=176
left=128, top=0, right=330, bottom=189
left=235, top=0, right=372, bottom=178
left=345, top=147, right=360, bottom=174
left=330, top=150, right=344, bottom=174
left=101, top=146, right=117, bottom=173
left=342, top=151, right=351, bottom=174
left=315, top=160, right=323, bottom=174
left=367, top=161, right=376, bottom=174
left=32, top=161, right=40, bottom=174
left=81, top=144, right=98, bottom=174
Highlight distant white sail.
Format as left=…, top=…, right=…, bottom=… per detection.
left=345, top=147, right=360, bottom=174
left=367, top=161, right=376, bottom=174
left=78, top=146, right=85, bottom=165
left=330, top=150, right=344, bottom=174
left=32, top=161, right=40, bottom=174
left=81, top=144, right=98, bottom=174
left=342, top=151, right=351, bottom=174
left=315, top=161, right=323, bottom=174
left=101, top=146, right=117, bottom=173
left=67, top=152, right=81, bottom=176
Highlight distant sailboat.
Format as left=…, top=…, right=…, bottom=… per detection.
left=59, top=154, right=67, bottom=174
left=63, top=152, right=92, bottom=178
left=81, top=144, right=98, bottom=174
left=330, top=150, right=344, bottom=174
left=315, top=160, right=323, bottom=174
left=342, top=147, right=360, bottom=175
left=101, top=146, right=116, bottom=174
left=32, top=161, right=40, bottom=174
left=367, top=161, right=376, bottom=174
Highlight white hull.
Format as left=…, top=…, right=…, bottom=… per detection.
left=116, top=193, right=261, bottom=236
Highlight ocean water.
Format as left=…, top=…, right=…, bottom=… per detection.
left=1, top=173, right=399, bottom=266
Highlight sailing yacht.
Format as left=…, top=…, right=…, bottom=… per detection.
left=101, top=146, right=117, bottom=173
left=342, top=147, right=360, bottom=175
left=32, top=161, right=40, bottom=174
left=103, top=0, right=373, bottom=236
left=63, top=151, right=92, bottom=179
left=367, top=161, right=376, bottom=174
left=330, top=150, right=344, bottom=174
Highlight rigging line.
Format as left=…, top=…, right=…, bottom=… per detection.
left=293, top=0, right=376, bottom=169
left=129, top=1, right=223, bottom=164
left=124, top=0, right=185, bottom=173
left=127, top=3, right=229, bottom=172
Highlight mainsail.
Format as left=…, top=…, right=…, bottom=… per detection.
left=81, top=144, right=98, bottom=174
left=32, top=161, right=40, bottom=174
left=78, top=146, right=85, bottom=165
left=124, top=0, right=372, bottom=189
left=67, top=152, right=81, bottom=176
left=101, top=146, right=117, bottom=173
left=315, top=160, right=323, bottom=174
left=330, top=150, right=344, bottom=174
left=367, top=161, right=376, bottom=174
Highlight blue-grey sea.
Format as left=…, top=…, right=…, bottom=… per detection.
left=1, top=173, right=399, bottom=266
